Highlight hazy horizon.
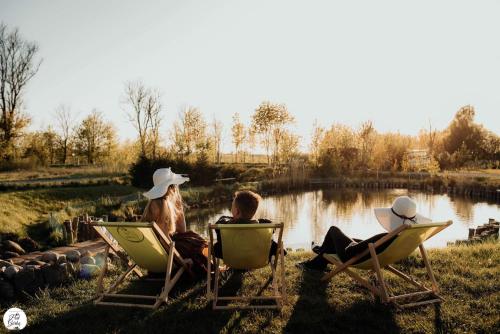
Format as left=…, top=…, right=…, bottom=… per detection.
left=1, top=0, right=499, bottom=151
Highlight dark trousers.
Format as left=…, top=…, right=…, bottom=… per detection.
left=310, top=226, right=395, bottom=268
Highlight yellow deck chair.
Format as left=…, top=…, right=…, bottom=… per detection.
left=206, top=223, right=286, bottom=310
left=91, top=221, right=193, bottom=309
left=321, top=220, right=453, bottom=309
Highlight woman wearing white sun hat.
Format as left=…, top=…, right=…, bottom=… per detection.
left=141, top=167, right=209, bottom=277
left=298, top=196, right=431, bottom=271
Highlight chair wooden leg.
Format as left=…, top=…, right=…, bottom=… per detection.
left=368, top=243, right=390, bottom=303
left=106, top=263, right=137, bottom=294
left=95, top=244, right=110, bottom=297
left=280, top=241, right=286, bottom=303
left=207, top=247, right=212, bottom=299
left=213, top=258, right=220, bottom=309
left=419, top=244, right=439, bottom=293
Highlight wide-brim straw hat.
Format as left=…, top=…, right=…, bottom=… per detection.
left=143, top=168, right=189, bottom=200
left=374, top=195, right=431, bottom=232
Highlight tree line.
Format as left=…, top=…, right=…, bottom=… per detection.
left=1, top=23, right=498, bottom=174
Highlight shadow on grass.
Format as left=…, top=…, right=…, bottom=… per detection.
left=284, top=269, right=401, bottom=334
left=24, top=271, right=245, bottom=334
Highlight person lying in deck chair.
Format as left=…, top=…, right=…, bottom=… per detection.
left=298, top=196, right=430, bottom=271
left=213, top=190, right=286, bottom=262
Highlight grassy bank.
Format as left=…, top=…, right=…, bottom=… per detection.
left=2, top=241, right=498, bottom=333
left=0, top=185, right=138, bottom=236
left=0, top=183, right=246, bottom=241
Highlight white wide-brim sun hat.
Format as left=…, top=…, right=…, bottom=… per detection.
left=374, top=195, right=431, bottom=232
left=143, top=167, right=189, bottom=200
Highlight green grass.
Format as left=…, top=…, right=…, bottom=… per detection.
left=0, top=183, right=241, bottom=240
left=0, top=166, right=127, bottom=182
left=2, top=241, right=498, bottom=334
left=0, top=185, right=138, bottom=236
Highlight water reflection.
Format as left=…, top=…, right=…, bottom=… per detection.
left=186, top=189, right=499, bottom=249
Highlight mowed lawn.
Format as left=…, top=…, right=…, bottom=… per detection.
left=4, top=242, right=498, bottom=334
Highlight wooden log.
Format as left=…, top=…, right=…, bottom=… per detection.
left=63, top=220, right=73, bottom=244
left=72, top=217, right=79, bottom=242
left=468, top=228, right=476, bottom=239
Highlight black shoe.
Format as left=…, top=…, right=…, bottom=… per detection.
left=296, top=260, right=330, bottom=273
left=312, top=246, right=322, bottom=254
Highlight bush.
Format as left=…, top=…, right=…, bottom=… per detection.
left=239, top=167, right=266, bottom=181
left=129, top=155, right=221, bottom=189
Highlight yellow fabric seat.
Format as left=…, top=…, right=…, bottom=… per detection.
left=207, top=223, right=286, bottom=310
left=219, top=224, right=274, bottom=269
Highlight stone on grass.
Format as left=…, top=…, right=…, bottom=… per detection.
left=3, top=251, right=20, bottom=259
left=41, top=251, right=59, bottom=264
left=65, top=262, right=77, bottom=278
left=80, top=250, right=90, bottom=258
left=17, top=237, right=39, bottom=253
left=79, top=264, right=100, bottom=279
left=0, top=259, right=13, bottom=268
left=25, top=260, right=46, bottom=266
left=56, top=254, right=67, bottom=265
left=93, top=253, right=110, bottom=268
left=2, top=240, right=26, bottom=255
left=14, top=266, right=45, bottom=294
left=80, top=256, right=96, bottom=265
left=4, top=265, right=22, bottom=280
left=65, top=250, right=81, bottom=262
left=0, top=280, right=15, bottom=299
left=42, top=263, right=71, bottom=286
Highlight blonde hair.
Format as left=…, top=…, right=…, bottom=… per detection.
left=142, top=185, right=184, bottom=235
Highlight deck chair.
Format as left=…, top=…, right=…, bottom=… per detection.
left=321, top=220, right=453, bottom=309
left=91, top=221, right=193, bottom=309
left=206, top=223, right=286, bottom=310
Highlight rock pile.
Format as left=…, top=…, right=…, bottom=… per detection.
left=0, top=237, right=39, bottom=259
left=0, top=248, right=113, bottom=300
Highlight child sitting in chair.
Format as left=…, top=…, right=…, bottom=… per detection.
left=213, top=190, right=284, bottom=260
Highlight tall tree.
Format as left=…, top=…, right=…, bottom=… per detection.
left=54, top=104, right=75, bottom=164
left=251, top=101, right=294, bottom=165
left=358, top=120, right=375, bottom=169
left=278, top=130, right=300, bottom=164
left=123, top=80, right=163, bottom=159
left=443, top=105, right=484, bottom=159
left=171, top=106, right=206, bottom=160
left=23, top=127, right=59, bottom=166
left=210, top=115, right=223, bottom=164
left=0, top=23, right=42, bottom=159
left=310, top=119, right=324, bottom=168
left=74, top=110, right=116, bottom=164
left=231, top=112, right=245, bottom=163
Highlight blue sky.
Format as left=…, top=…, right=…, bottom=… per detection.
left=1, top=0, right=499, bottom=151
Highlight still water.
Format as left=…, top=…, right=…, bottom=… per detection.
left=186, top=189, right=499, bottom=249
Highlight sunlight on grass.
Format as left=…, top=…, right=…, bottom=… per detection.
left=4, top=241, right=498, bottom=333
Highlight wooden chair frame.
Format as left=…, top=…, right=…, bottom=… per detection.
left=92, top=222, right=193, bottom=309
left=206, top=223, right=286, bottom=310
left=321, top=222, right=452, bottom=309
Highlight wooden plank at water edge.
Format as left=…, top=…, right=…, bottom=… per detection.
left=10, top=240, right=108, bottom=265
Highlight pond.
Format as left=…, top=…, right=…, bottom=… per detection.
left=187, top=189, right=499, bottom=249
